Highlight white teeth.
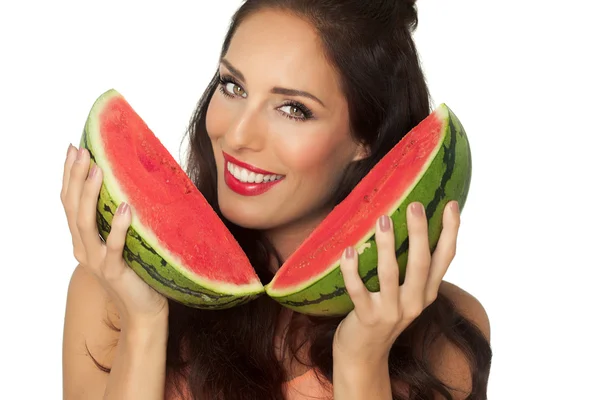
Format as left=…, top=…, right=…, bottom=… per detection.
left=240, top=168, right=249, bottom=182
left=264, top=174, right=283, bottom=182
left=226, top=162, right=283, bottom=184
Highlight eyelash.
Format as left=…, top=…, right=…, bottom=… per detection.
left=217, top=75, right=314, bottom=122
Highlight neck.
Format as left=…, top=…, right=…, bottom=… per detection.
left=265, top=207, right=330, bottom=273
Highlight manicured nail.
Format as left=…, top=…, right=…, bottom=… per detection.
left=117, top=202, right=129, bottom=215
left=67, top=143, right=74, bottom=157
left=411, top=202, right=424, bottom=216
left=450, top=201, right=459, bottom=213
left=76, top=147, right=84, bottom=161
left=88, top=165, right=98, bottom=179
left=345, top=246, right=355, bottom=259
left=378, top=215, right=390, bottom=231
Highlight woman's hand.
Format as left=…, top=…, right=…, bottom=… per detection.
left=61, top=144, right=168, bottom=329
left=333, top=201, right=460, bottom=362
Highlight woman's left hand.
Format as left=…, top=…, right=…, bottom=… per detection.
left=333, top=200, right=460, bottom=362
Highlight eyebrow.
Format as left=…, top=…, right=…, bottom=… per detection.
left=220, top=58, right=326, bottom=107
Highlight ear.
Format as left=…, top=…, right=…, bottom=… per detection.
left=352, top=142, right=370, bottom=162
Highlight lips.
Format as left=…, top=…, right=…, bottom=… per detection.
left=222, top=152, right=285, bottom=196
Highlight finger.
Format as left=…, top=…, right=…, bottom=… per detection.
left=61, top=144, right=77, bottom=203
left=64, top=148, right=90, bottom=222
left=103, top=202, right=132, bottom=279
left=77, top=163, right=104, bottom=261
left=339, top=247, right=372, bottom=316
left=425, top=201, right=460, bottom=303
left=375, top=215, right=400, bottom=305
left=64, top=148, right=91, bottom=261
left=402, top=202, right=431, bottom=300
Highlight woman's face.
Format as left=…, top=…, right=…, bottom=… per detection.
left=206, top=9, right=365, bottom=234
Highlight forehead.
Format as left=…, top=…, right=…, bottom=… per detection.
left=224, top=9, right=342, bottom=100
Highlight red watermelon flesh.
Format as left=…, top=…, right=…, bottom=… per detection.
left=271, top=114, right=443, bottom=290
left=99, top=97, right=257, bottom=285
left=265, top=104, right=471, bottom=315
left=82, top=90, right=263, bottom=308
left=83, top=90, right=469, bottom=314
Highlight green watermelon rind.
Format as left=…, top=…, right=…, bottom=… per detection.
left=80, top=89, right=264, bottom=309
left=264, top=105, right=448, bottom=297
left=264, top=104, right=471, bottom=316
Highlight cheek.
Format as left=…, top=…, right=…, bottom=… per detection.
left=275, top=128, right=353, bottom=178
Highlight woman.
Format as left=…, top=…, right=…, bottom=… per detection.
left=62, top=1, right=492, bottom=399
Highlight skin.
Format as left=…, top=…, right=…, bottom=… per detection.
left=62, top=9, right=490, bottom=400
left=206, top=10, right=366, bottom=259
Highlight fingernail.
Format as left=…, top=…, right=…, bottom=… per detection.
left=450, top=201, right=459, bottom=213
left=344, top=246, right=355, bottom=259
left=411, top=202, right=424, bottom=216
left=76, top=147, right=84, bottom=161
left=117, top=202, right=129, bottom=215
left=67, top=143, right=74, bottom=157
left=378, top=215, right=390, bottom=232
left=88, top=165, right=98, bottom=179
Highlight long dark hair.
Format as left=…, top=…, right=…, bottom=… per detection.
left=97, top=1, right=492, bottom=399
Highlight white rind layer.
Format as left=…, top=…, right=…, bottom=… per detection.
left=86, top=89, right=263, bottom=296
left=265, top=105, right=450, bottom=297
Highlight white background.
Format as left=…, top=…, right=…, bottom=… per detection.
left=1, top=0, right=599, bottom=398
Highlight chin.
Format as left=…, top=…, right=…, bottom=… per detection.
left=218, top=194, right=276, bottom=230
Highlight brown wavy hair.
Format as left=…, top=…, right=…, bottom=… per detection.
left=94, top=1, right=492, bottom=399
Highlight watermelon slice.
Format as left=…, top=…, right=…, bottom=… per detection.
left=264, top=104, right=471, bottom=316
left=80, top=89, right=264, bottom=309
left=79, top=89, right=471, bottom=315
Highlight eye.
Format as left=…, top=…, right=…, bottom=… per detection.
left=218, top=76, right=247, bottom=98
left=280, top=105, right=305, bottom=118
left=228, top=82, right=247, bottom=98
left=278, top=102, right=314, bottom=121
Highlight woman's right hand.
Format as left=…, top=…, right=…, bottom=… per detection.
left=61, top=144, right=168, bottom=330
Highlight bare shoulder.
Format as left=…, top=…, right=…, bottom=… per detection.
left=428, top=281, right=491, bottom=399
left=63, top=265, right=121, bottom=399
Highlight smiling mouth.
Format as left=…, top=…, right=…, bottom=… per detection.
left=222, top=152, right=285, bottom=196
left=226, top=162, right=283, bottom=183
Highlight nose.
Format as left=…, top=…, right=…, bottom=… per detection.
left=223, top=103, right=266, bottom=152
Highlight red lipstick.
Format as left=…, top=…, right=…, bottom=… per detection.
left=222, top=152, right=284, bottom=196
left=223, top=152, right=278, bottom=175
